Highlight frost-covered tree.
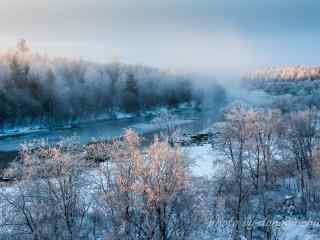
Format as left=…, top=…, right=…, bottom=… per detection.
left=0, top=41, right=226, bottom=129
left=215, top=102, right=256, bottom=240
left=0, top=138, right=91, bottom=240
left=96, top=129, right=198, bottom=239
left=122, top=73, right=140, bottom=113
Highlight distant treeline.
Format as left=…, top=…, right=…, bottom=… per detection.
left=0, top=40, right=225, bottom=129
left=245, top=66, right=320, bottom=83
left=243, top=66, right=320, bottom=112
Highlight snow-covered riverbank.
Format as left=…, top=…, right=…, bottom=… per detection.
left=0, top=112, right=137, bottom=140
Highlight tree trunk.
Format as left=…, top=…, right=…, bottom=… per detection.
left=244, top=225, right=253, bottom=240
left=158, top=204, right=167, bottom=240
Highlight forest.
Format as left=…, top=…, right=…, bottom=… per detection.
left=0, top=40, right=225, bottom=132
left=243, top=66, right=320, bottom=112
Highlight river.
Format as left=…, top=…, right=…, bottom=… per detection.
left=0, top=108, right=221, bottom=171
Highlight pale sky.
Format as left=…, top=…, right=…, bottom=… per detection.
left=0, top=0, right=319, bottom=73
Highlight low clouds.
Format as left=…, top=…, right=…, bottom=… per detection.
left=0, top=0, right=319, bottom=73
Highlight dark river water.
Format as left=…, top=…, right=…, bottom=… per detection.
left=0, top=118, right=146, bottom=152
left=0, top=117, right=148, bottom=171
left=0, top=109, right=220, bottom=171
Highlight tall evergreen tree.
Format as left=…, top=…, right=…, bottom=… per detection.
left=122, top=73, right=140, bottom=112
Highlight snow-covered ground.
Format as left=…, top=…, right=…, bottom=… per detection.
left=183, top=144, right=221, bottom=178
left=279, top=220, right=319, bottom=240
left=2, top=143, right=319, bottom=239
left=184, top=145, right=320, bottom=240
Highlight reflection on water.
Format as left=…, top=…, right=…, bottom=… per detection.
left=0, top=118, right=145, bottom=152
left=0, top=109, right=222, bottom=171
